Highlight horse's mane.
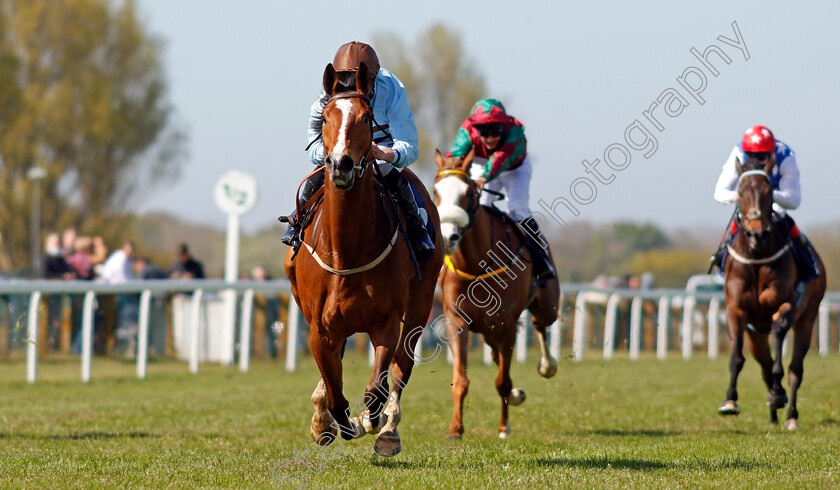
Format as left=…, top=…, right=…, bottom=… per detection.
left=309, top=72, right=360, bottom=137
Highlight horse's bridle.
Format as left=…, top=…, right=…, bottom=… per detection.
left=729, top=168, right=792, bottom=264
left=306, top=92, right=393, bottom=179
left=735, top=169, right=773, bottom=234
left=436, top=169, right=480, bottom=236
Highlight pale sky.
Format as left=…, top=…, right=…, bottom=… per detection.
left=135, top=0, right=840, bottom=236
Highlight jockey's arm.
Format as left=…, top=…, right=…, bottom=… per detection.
left=382, top=81, right=419, bottom=168
left=773, top=152, right=801, bottom=210
left=713, top=147, right=741, bottom=204
left=306, top=95, right=327, bottom=166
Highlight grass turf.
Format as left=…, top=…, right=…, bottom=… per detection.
left=1, top=350, right=839, bottom=488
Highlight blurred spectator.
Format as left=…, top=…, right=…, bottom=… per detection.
left=169, top=243, right=205, bottom=279
left=66, top=236, right=95, bottom=280
left=134, top=256, right=166, bottom=280
left=60, top=228, right=77, bottom=257
left=40, top=233, right=74, bottom=352
left=628, top=276, right=641, bottom=290
left=99, top=242, right=137, bottom=355
left=90, top=236, right=108, bottom=277
left=67, top=236, right=95, bottom=354
left=99, top=242, right=135, bottom=284
left=41, top=233, right=74, bottom=280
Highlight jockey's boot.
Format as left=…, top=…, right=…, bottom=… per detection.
left=384, top=169, right=435, bottom=260
left=517, top=216, right=557, bottom=282
left=710, top=219, right=736, bottom=272
left=782, top=214, right=819, bottom=283
left=281, top=169, right=325, bottom=247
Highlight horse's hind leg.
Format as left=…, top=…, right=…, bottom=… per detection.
left=445, top=320, right=470, bottom=440
left=746, top=330, right=779, bottom=423
left=528, top=279, right=560, bottom=379
left=360, top=321, right=401, bottom=438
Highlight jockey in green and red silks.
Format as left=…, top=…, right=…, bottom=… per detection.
left=447, top=98, right=556, bottom=283
left=450, top=99, right=527, bottom=183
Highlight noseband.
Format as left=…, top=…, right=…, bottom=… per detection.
left=436, top=169, right=480, bottom=235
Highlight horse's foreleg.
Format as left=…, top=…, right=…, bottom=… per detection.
left=311, top=334, right=359, bottom=441
left=720, top=307, right=746, bottom=415
left=445, top=322, right=470, bottom=440
left=495, top=336, right=516, bottom=439
left=768, top=303, right=795, bottom=412
left=534, top=322, right=557, bottom=378
left=785, top=311, right=815, bottom=430
left=310, top=377, right=337, bottom=445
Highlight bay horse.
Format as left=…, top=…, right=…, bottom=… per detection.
left=284, top=62, right=444, bottom=456
left=432, top=149, right=560, bottom=439
left=718, top=155, right=826, bottom=429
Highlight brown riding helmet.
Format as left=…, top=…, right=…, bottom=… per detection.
left=333, top=41, right=380, bottom=78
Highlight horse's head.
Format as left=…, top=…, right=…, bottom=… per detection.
left=735, top=154, right=776, bottom=251
left=320, top=61, right=375, bottom=190
left=433, top=148, right=477, bottom=254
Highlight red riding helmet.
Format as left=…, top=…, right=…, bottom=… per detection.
left=741, top=125, right=776, bottom=153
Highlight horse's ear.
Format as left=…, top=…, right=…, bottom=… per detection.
left=734, top=155, right=744, bottom=175
left=434, top=149, right=445, bottom=169
left=355, top=61, right=371, bottom=95
left=460, top=147, right=475, bottom=171
left=323, top=63, right=338, bottom=96
left=764, top=152, right=776, bottom=174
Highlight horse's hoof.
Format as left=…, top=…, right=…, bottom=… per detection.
left=718, top=400, right=740, bottom=416
left=767, top=392, right=788, bottom=410
left=311, top=413, right=337, bottom=444
left=784, top=418, right=800, bottom=431
left=499, top=422, right=512, bottom=439
left=444, top=433, right=462, bottom=441
left=509, top=388, right=526, bottom=406
left=374, top=430, right=401, bottom=457
left=538, top=357, right=557, bottom=378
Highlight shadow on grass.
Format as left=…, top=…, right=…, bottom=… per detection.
left=586, top=428, right=751, bottom=437
left=534, top=456, right=766, bottom=471
left=0, top=431, right=159, bottom=440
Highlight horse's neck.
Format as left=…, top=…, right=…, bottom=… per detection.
left=454, top=208, right=496, bottom=264
left=321, top=174, right=382, bottom=253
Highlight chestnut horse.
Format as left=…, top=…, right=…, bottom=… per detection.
left=284, top=62, right=444, bottom=456
left=432, top=150, right=560, bottom=439
left=718, top=156, right=826, bottom=429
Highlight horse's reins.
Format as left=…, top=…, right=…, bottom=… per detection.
left=727, top=169, right=791, bottom=266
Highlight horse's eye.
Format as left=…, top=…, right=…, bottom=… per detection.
left=363, top=114, right=372, bottom=124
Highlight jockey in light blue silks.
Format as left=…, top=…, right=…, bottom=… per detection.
left=281, top=42, right=434, bottom=259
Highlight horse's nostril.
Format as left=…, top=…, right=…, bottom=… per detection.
left=449, top=234, right=460, bottom=242
left=340, top=154, right=354, bottom=171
